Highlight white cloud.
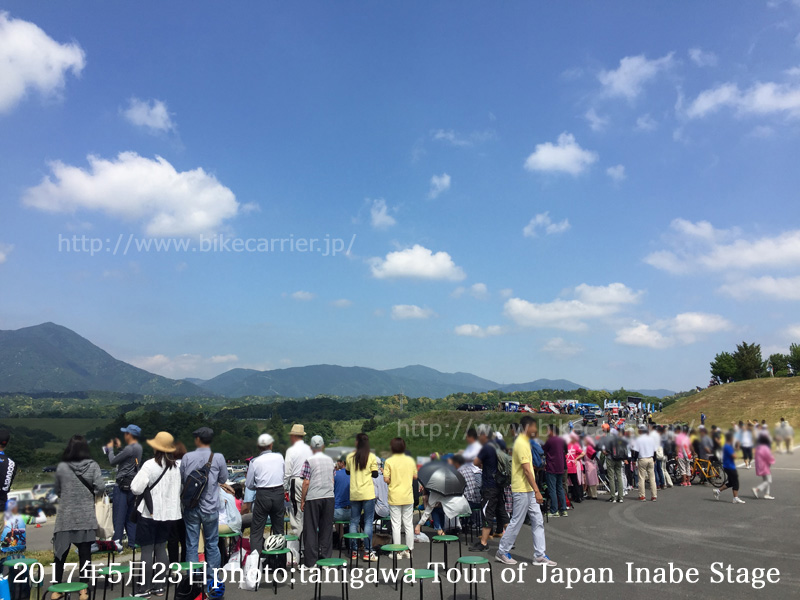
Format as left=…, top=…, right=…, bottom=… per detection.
left=391, top=304, right=435, bottom=320
left=0, top=243, right=12, bottom=264
left=331, top=298, right=353, bottom=308
left=503, top=282, right=641, bottom=331
left=524, top=133, right=597, bottom=175
left=452, top=282, right=489, bottom=299
left=429, top=173, right=451, bottom=199
left=523, top=212, right=570, bottom=237
left=635, top=114, right=658, bottom=131
left=584, top=108, right=609, bottom=132
left=671, top=312, right=732, bottom=342
left=0, top=12, right=86, bottom=113
left=369, top=244, right=466, bottom=281
left=22, top=152, right=239, bottom=237
left=541, top=337, right=583, bottom=358
left=598, top=53, right=674, bottom=100
left=688, top=48, right=718, bottom=67
left=606, top=164, right=626, bottom=181
left=718, top=275, right=800, bottom=300
left=615, top=323, right=673, bottom=349
left=645, top=219, right=800, bottom=274
left=122, top=98, right=175, bottom=132
left=454, top=324, right=505, bottom=338
left=787, top=323, right=800, bottom=340
left=498, top=288, right=513, bottom=298
left=369, top=198, right=396, bottom=229
left=686, top=81, right=800, bottom=119
left=129, top=352, right=239, bottom=379
left=431, top=129, right=496, bottom=147
left=290, top=290, right=315, bottom=301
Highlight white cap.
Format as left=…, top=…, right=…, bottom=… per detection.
left=310, top=435, right=324, bottom=449
left=258, top=433, right=275, bottom=447
left=494, top=432, right=504, bottom=441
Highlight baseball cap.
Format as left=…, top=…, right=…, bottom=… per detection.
left=120, top=424, right=142, bottom=438
left=192, top=427, right=214, bottom=443
left=258, top=433, right=274, bottom=447
left=638, top=424, right=648, bottom=432
left=310, top=435, right=324, bottom=449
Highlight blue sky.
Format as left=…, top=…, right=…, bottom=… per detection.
left=2, top=1, right=800, bottom=392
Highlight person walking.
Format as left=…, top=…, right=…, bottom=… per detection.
left=52, top=435, right=105, bottom=600
left=346, top=433, right=379, bottom=562
left=383, top=437, right=417, bottom=560
left=470, top=426, right=508, bottom=552
left=103, top=424, right=143, bottom=548
left=714, top=432, right=745, bottom=504
left=566, top=434, right=584, bottom=504
left=542, top=425, right=568, bottom=517
left=741, top=423, right=755, bottom=469
left=180, top=427, right=228, bottom=569
left=495, top=417, right=556, bottom=567
left=635, top=425, right=657, bottom=502
left=300, top=436, right=335, bottom=567
left=284, top=424, right=312, bottom=565
left=582, top=437, right=599, bottom=500
left=604, top=432, right=627, bottom=503
left=0, top=430, right=16, bottom=510
left=130, top=432, right=181, bottom=597
left=753, top=434, right=776, bottom=500
left=245, top=434, right=285, bottom=554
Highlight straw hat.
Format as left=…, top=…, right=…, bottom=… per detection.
left=289, top=424, right=306, bottom=436
left=147, top=431, right=176, bottom=453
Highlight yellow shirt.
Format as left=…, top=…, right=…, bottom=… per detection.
left=384, top=453, right=417, bottom=506
left=511, top=433, right=533, bottom=493
left=346, top=451, right=379, bottom=501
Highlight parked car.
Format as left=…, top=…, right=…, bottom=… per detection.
left=456, top=403, right=489, bottom=411
left=8, top=490, right=34, bottom=502
left=582, top=411, right=600, bottom=427
left=42, top=465, right=56, bottom=473
left=32, top=483, right=55, bottom=499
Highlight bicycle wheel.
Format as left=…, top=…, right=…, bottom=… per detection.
left=690, top=463, right=700, bottom=484
left=708, top=466, right=726, bottom=488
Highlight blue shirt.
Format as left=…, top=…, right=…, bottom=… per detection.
left=722, top=443, right=736, bottom=471
left=334, top=469, right=350, bottom=509
left=179, top=447, right=228, bottom=514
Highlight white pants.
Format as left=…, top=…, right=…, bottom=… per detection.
left=287, top=478, right=304, bottom=563
left=498, top=491, right=545, bottom=559
left=389, top=504, right=414, bottom=551
left=756, top=474, right=772, bottom=495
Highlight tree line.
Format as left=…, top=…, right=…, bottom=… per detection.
left=710, top=341, right=800, bottom=381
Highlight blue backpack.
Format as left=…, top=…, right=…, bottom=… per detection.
left=530, top=439, right=545, bottom=469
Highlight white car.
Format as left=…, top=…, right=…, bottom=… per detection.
left=8, top=490, right=35, bottom=502
left=32, top=483, right=56, bottom=499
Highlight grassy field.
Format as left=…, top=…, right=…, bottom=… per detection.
left=655, top=378, right=800, bottom=428
left=342, top=410, right=572, bottom=458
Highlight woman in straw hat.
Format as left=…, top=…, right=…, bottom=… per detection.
left=130, top=432, right=182, bottom=597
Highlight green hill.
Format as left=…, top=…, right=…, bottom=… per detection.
left=657, top=378, right=800, bottom=427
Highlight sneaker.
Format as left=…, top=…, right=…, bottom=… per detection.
left=764, top=495, right=775, bottom=500
left=733, top=497, right=746, bottom=504
left=495, top=551, right=517, bottom=565
left=351, top=551, right=358, bottom=561
left=363, top=551, right=378, bottom=562
left=713, top=489, right=720, bottom=501
left=152, top=589, right=165, bottom=598
left=134, top=591, right=151, bottom=598
left=533, top=555, right=557, bottom=567
left=617, top=498, right=623, bottom=503
left=558, top=511, right=568, bottom=517
left=651, top=497, right=657, bottom=502
left=752, top=487, right=759, bottom=499
left=398, top=550, right=410, bottom=560
left=468, top=542, right=489, bottom=552
left=639, top=496, right=646, bottom=502
left=549, top=512, right=560, bottom=518
left=606, top=498, right=616, bottom=503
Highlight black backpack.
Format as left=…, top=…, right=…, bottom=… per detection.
left=181, top=452, right=214, bottom=510
left=609, top=437, right=628, bottom=461
left=489, top=442, right=512, bottom=488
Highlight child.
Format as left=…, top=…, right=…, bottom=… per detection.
left=753, top=434, right=776, bottom=500
left=1, top=499, right=27, bottom=555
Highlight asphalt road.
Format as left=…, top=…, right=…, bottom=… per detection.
left=22, top=448, right=800, bottom=600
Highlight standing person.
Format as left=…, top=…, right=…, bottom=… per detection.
left=635, top=425, right=657, bottom=502
left=180, top=427, right=228, bottom=569
left=103, top=424, right=143, bottom=548
left=245, top=434, right=285, bottom=554
left=604, top=433, right=626, bottom=503
left=373, top=459, right=390, bottom=519
left=566, top=434, right=584, bottom=504
left=753, top=434, right=776, bottom=500
left=53, top=435, right=104, bottom=600
left=470, top=426, right=508, bottom=552
left=383, top=437, right=417, bottom=560
left=0, top=430, right=16, bottom=510
left=495, top=417, right=556, bottom=567
left=346, top=433, right=379, bottom=562
left=300, top=436, right=335, bottom=568
left=463, top=428, right=482, bottom=462
left=582, top=437, right=599, bottom=500
left=130, top=432, right=181, bottom=597
left=542, top=425, right=568, bottom=518
left=776, top=418, right=794, bottom=454
left=675, top=425, right=693, bottom=486
left=284, top=424, right=312, bottom=565
left=333, top=455, right=350, bottom=522
left=700, top=413, right=706, bottom=426
left=714, top=433, right=745, bottom=504
left=167, top=442, right=187, bottom=564
left=741, top=423, right=755, bottom=469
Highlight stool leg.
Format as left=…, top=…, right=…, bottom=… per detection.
left=489, top=563, right=495, bottom=600
left=394, top=553, right=398, bottom=591
left=376, top=553, right=380, bottom=588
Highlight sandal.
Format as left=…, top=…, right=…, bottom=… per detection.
left=79, top=591, right=89, bottom=600
left=50, top=594, right=63, bottom=600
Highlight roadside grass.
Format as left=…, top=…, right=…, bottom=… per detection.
left=2, top=417, right=113, bottom=440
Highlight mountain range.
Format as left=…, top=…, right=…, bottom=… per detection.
left=0, top=322, right=675, bottom=398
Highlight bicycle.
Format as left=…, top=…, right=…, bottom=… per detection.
left=690, top=456, right=727, bottom=488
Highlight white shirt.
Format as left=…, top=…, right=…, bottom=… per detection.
left=247, top=450, right=285, bottom=489
left=284, top=440, right=313, bottom=489
left=741, top=430, right=754, bottom=448
left=463, top=441, right=483, bottom=461
left=130, top=458, right=182, bottom=521
left=635, top=433, right=656, bottom=459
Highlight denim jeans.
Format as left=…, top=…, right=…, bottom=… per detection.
left=349, top=499, right=375, bottom=552
left=545, top=472, right=566, bottom=514
left=655, top=458, right=665, bottom=488
left=333, top=507, right=350, bottom=522
left=184, top=508, right=221, bottom=569
left=431, top=506, right=445, bottom=531
left=112, top=485, right=137, bottom=545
